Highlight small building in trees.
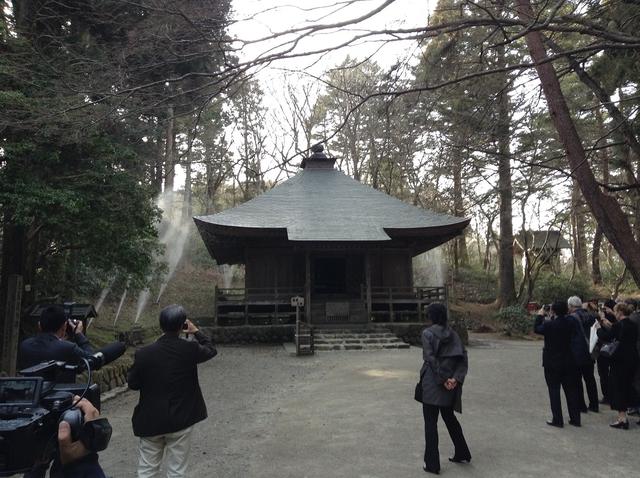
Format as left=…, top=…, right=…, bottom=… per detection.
left=513, top=230, right=571, bottom=273
left=194, top=145, right=469, bottom=327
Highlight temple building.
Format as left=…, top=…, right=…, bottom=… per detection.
left=194, top=145, right=469, bottom=327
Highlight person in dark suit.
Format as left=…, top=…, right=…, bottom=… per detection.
left=128, top=304, right=217, bottom=478
left=18, top=305, right=94, bottom=381
left=18, top=305, right=97, bottom=478
left=597, top=302, right=639, bottom=429
left=596, top=299, right=617, bottom=404
left=534, top=299, right=581, bottom=427
left=419, top=303, right=471, bottom=475
left=567, top=296, right=599, bottom=412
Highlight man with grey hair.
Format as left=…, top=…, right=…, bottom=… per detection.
left=128, top=305, right=217, bottom=478
left=568, top=296, right=599, bottom=412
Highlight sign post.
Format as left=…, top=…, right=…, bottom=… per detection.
left=1, top=275, right=23, bottom=375
left=291, top=296, right=306, bottom=355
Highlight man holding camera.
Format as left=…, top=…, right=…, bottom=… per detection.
left=534, top=300, right=581, bottom=427
left=18, top=305, right=95, bottom=382
left=127, top=304, right=217, bottom=478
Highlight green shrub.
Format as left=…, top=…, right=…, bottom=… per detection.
left=494, top=305, right=532, bottom=336
left=533, top=273, right=594, bottom=305
left=453, top=266, right=498, bottom=304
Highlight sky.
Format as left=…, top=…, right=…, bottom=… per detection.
left=175, top=0, right=437, bottom=187
left=229, top=0, right=436, bottom=74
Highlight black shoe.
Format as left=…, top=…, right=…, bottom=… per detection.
left=449, top=456, right=472, bottom=464
left=588, top=405, right=599, bottom=413
left=423, top=465, right=440, bottom=474
left=546, top=420, right=563, bottom=428
left=609, top=420, right=629, bottom=430
left=568, top=420, right=581, bottom=427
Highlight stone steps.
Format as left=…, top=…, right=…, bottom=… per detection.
left=313, top=329, right=410, bottom=351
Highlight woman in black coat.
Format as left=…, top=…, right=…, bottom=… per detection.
left=419, top=303, right=471, bottom=475
left=598, top=302, right=639, bottom=429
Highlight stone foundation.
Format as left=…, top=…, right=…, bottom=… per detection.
left=198, top=322, right=468, bottom=347
left=200, top=325, right=295, bottom=344
left=78, top=356, right=133, bottom=395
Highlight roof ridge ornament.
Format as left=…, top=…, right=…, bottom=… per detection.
left=301, top=143, right=336, bottom=169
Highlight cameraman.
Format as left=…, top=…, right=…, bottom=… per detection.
left=51, top=396, right=107, bottom=478
left=18, top=305, right=94, bottom=382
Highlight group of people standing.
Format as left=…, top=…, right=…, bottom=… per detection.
left=534, top=296, right=640, bottom=429
left=414, top=294, right=640, bottom=475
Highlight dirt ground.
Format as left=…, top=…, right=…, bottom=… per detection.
left=100, top=335, right=639, bottom=477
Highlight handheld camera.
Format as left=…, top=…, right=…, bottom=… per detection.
left=0, top=344, right=124, bottom=476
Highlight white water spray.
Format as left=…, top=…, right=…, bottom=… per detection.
left=95, top=286, right=111, bottom=312
left=220, top=264, right=236, bottom=289
left=113, top=287, right=129, bottom=326
left=413, top=247, right=446, bottom=287
left=134, top=288, right=152, bottom=323
left=155, top=222, right=190, bottom=303
left=132, top=191, right=192, bottom=322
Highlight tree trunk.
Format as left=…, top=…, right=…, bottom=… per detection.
left=495, top=33, right=516, bottom=305
left=515, top=0, right=640, bottom=287
left=205, top=162, right=215, bottom=214
left=592, top=225, right=603, bottom=285
left=0, top=217, right=26, bottom=362
left=164, top=105, right=175, bottom=193
left=591, top=106, right=610, bottom=285
left=452, top=145, right=468, bottom=267
left=154, top=130, right=164, bottom=195
left=182, top=152, right=192, bottom=221
left=571, top=180, right=588, bottom=273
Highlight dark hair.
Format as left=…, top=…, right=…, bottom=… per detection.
left=40, top=305, right=67, bottom=333
left=551, top=300, right=568, bottom=317
left=427, top=303, right=448, bottom=326
left=624, top=299, right=638, bottom=310
left=615, top=303, right=634, bottom=317
left=604, top=299, right=616, bottom=310
left=159, top=304, right=187, bottom=332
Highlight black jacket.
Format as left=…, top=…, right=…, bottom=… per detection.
left=534, top=314, right=577, bottom=370
left=568, top=310, right=593, bottom=366
left=18, top=333, right=94, bottom=380
left=127, top=331, right=217, bottom=437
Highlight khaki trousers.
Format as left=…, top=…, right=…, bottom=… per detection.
left=137, top=425, right=194, bottom=478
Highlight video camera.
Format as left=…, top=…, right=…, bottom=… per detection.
left=0, top=344, right=124, bottom=476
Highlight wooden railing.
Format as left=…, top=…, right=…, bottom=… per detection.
left=214, top=286, right=305, bottom=326
left=361, top=285, right=447, bottom=323
left=213, top=285, right=447, bottom=326
left=216, top=287, right=305, bottom=302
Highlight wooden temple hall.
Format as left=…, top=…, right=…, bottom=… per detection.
left=194, top=145, right=469, bottom=327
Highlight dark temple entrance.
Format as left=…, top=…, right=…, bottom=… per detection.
left=313, top=256, right=346, bottom=295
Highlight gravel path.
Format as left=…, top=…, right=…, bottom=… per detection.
left=100, top=336, right=640, bottom=477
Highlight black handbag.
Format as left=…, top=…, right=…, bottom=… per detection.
left=599, top=339, right=620, bottom=358
left=414, top=369, right=426, bottom=403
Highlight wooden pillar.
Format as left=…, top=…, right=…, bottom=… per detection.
left=213, top=285, right=218, bottom=327
left=365, top=253, right=372, bottom=321
left=1, top=275, right=22, bottom=375
left=305, top=251, right=311, bottom=323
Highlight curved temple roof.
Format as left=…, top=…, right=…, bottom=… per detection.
left=194, top=146, right=470, bottom=261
